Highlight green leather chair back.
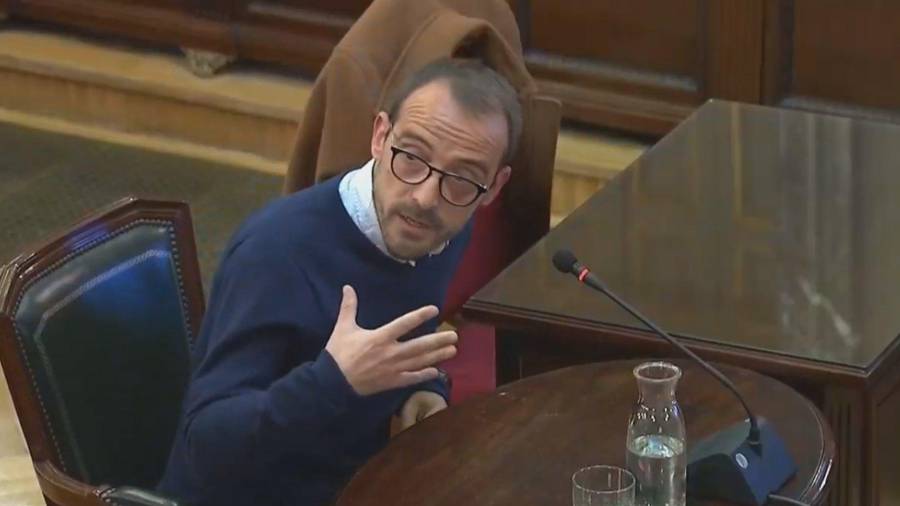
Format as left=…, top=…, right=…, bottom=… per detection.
left=8, top=216, right=197, bottom=490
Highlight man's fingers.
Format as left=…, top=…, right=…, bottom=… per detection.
left=376, top=305, right=440, bottom=342
left=423, top=403, right=445, bottom=418
left=392, top=331, right=458, bottom=373
left=393, top=367, right=440, bottom=389
left=394, top=330, right=457, bottom=359
left=398, top=400, right=418, bottom=431
left=396, top=345, right=457, bottom=374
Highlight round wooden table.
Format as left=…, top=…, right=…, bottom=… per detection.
left=337, top=360, right=834, bottom=505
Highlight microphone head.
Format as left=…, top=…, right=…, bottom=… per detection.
left=552, top=249, right=579, bottom=274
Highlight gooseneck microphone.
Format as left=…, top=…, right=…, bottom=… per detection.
left=552, top=249, right=799, bottom=506
left=552, top=249, right=760, bottom=444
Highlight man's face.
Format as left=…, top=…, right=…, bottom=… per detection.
left=369, top=80, right=512, bottom=260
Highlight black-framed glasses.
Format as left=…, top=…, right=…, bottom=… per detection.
left=389, top=146, right=489, bottom=207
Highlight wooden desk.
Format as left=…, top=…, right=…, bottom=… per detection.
left=463, top=100, right=900, bottom=506
left=337, top=361, right=833, bottom=506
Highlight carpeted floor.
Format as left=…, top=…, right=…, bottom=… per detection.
left=0, top=121, right=284, bottom=292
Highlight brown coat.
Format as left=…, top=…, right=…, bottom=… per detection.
left=283, top=0, right=537, bottom=192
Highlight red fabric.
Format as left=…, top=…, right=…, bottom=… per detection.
left=443, top=195, right=512, bottom=316
left=442, top=321, right=496, bottom=404
left=440, top=192, right=513, bottom=402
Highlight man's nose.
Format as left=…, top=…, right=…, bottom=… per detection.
left=410, top=171, right=442, bottom=209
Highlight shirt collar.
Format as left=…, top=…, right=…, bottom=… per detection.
left=339, top=159, right=448, bottom=266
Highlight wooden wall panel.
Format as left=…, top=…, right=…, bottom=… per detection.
left=184, top=0, right=235, bottom=20
left=256, top=0, right=370, bottom=17
left=234, top=0, right=366, bottom=72
left=6, top=0, right=236, bottom=53
left=238, top=0, right=368, bottom=29
left=764, top=0, right=900, bottom=123
left=518, top=0, right=764, bottom=136
left=520, top=0, right=699, bottom=135
left=7, top=0, right=900, bottom=134
left=702, top=0, right=763, bottom=102
left=529, top=1, right=699, bottom=77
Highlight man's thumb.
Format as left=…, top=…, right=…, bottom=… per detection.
left=336, top=285, right=358, bottom=326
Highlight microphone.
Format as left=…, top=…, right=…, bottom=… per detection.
left=552, top=250, right=761, bottom=440
left=552, top=249, right=798, bottom=506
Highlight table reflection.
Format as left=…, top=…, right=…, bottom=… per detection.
left=476, top=100, right=900, bottom=368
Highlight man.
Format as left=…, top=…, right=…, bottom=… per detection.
left=157, top=58, right=522, bottom=506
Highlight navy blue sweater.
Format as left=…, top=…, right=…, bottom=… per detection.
left=158, top=174, right=470, bottom=506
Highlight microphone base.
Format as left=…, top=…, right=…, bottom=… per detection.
left=686, top=417, right=797, bottom=505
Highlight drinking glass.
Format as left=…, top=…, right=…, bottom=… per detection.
left=572, top=465, right=636, bottom=506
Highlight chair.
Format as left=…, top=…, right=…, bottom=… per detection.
left=0, top=198, right=204, bottom=506
left=439, top=95, right=560, bottom=402
left=284, top=0, right=562, bottom=402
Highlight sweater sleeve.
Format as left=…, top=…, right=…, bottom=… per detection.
left=408, top=372, right=450, bottom=403
left=180, top=240, right=359, bottom=486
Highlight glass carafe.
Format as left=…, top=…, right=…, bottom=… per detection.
left=625, top=362, right=686, bottom=506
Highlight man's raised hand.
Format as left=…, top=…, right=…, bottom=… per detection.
left=324, top=285, right=457, bottom=395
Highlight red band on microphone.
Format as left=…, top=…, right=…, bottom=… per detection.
left=577, top=268, right=590, bottom=283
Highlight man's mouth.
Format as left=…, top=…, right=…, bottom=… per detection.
left=399, top=213, right=432, bottom=230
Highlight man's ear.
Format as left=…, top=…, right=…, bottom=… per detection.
left=371, top=111, right=392, bottom=160
left=479, top=165, right=512, bottom=207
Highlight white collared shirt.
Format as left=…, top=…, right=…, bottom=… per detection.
left=339, top=159, right=447, bottom=266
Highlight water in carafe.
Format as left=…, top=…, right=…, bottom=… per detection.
left=626, top=362, right=686, bottom=506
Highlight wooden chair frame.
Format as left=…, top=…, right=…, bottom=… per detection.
left=0, top=197, right=204, bottom=506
